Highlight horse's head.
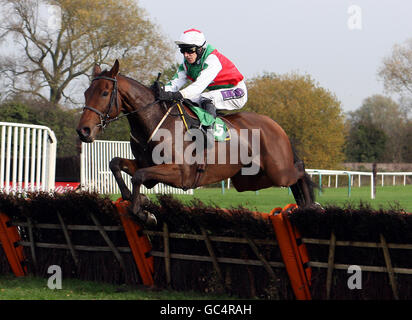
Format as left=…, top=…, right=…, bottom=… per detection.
left=77, top=60, right=121, bottom=142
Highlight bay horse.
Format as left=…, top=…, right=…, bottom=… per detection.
left=76, top=60, right=316, bottom=225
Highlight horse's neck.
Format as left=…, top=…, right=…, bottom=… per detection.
left=118, top=76, right=167, bottom=142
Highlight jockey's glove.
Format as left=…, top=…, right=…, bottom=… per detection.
left=156, top=88, right=183, bottom=102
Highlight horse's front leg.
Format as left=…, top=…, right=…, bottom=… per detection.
left=131, top=164, right=188, bottom=225
left=109, top=157, right=139, bottom=200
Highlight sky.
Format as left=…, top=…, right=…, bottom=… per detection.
left=138, top=0, right=412, bottom=113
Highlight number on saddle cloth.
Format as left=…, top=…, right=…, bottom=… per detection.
left=181, top=100, right=230, bottom=142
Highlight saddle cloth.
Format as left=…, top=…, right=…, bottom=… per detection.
left=178, top=102, right=230, bottom=142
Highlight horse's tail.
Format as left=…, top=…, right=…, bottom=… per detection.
left=290, top=146, right=318, bottom=207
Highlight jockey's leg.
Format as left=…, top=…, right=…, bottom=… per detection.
left=200, top=97, right=217, bottom=131
left=200, top=80, right=248, bottom=111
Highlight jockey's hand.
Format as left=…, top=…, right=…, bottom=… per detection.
left=150, top=79, right=162, bottom=94
left=156, top=87, right=183, bottom=102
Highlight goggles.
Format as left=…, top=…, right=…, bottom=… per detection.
left=179, top=46, right=197, bottom=54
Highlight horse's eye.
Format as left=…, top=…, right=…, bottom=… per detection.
left=102, top=91, right=109, bottom=97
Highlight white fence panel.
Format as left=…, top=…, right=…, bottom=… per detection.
left=81, top=140, right=193, bottom=195
left=0, top=122, right=57, bottom=194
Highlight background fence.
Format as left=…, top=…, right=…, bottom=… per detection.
left=224, top=169, right=412, bottom=200
left=80, top=140, right=193, bottom=195
left=306, top=169, right=412, bottom=199
left=0, top=122, right=57, bottom=194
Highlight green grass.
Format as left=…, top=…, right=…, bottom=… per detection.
left=0, top=274, right=233, bottom=300
left=117, top=185, right=412, bottom=213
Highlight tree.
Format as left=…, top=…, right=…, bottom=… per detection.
left=0, top=101, right=35, bottom=123
left=345, top=123, right=387, bottom=162
left=346, top=95, right=408, bottom=162
left=401, top=119, right=412, bottom=162
left=244, top=72, right=345, bottom=168
left=378, top=38, right=412, bottom=109
left=0, top=0, right=175, bottom=106
left=0, top=98, right=80, bottom=157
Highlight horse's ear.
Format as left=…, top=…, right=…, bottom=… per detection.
left=92, top=64, right=102, bottom=77
left=109, top=59, right=120, bottom=77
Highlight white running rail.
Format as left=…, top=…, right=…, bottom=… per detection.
left=306, top=169, right=412, bottom=199
left=226, top=169, right=412, bottom=200
left=0, top=122, right=57, bottom=194
left=80, top=140, right=193, bottom=195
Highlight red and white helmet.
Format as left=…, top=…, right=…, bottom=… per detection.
left=175, top=28, right=206, bottom=48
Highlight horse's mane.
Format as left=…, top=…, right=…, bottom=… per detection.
left=120, top=74, right=148, bottom=88
left=96, top=69, right=152, bottom=93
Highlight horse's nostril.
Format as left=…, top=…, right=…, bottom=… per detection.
left=77, top=127, right=91, bottom=138
left=83, top=127, right=91, bottom=136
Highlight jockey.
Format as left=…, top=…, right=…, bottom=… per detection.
left=155, top=28, right=247, bottom=130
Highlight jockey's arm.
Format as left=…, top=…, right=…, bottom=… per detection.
left=180, top=55, right=222, bottom=101
left=165, top=65, right=187, bottom=92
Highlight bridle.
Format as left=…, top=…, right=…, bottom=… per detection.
left=83, top=75, right=166, bottom=131
left=83, top=76, right=120, bottom=130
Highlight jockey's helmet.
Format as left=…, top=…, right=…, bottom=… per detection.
left=175, top=28, right=206, bottom=49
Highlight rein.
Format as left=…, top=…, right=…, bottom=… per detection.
left=83, top=74, right=181, bottom=145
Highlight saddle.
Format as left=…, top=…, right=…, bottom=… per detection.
left=177, top=99, right=231, bottom=142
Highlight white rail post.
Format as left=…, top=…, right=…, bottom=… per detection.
left=0, top=122, right=57, bottom=194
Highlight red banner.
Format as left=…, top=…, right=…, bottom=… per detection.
left=54, top=182, right=81, bottom=193
left=2, top=182, right=80, bottom=193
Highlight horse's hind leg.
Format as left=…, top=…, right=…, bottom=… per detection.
left=109, top=157, right=139, bottom=200
left=290, top=160, right=315, bottom=207
left=301, top=172, right=316, bottom=206
left=290, top=182, right=305, bottom=206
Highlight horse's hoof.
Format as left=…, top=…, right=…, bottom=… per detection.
left=309, top=202, right=324, bottom=210
left=132, top=208, right=157, bottom=227
left=144, top=210, right=157, bottom=226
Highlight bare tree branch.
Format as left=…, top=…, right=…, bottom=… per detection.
left=0, top=0, right=175, bottom=105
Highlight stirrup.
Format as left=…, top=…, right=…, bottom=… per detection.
left=200, top=124, right=213, bottom=134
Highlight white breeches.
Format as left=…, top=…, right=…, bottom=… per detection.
left=192, top=80, right=248, bottom=110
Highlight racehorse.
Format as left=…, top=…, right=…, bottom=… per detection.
left=77, top=60, right=316, bottom=225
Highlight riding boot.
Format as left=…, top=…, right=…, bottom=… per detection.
left=200, top=98, right=217, bottom=129
left=200, top=98, right=217, bottom=149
